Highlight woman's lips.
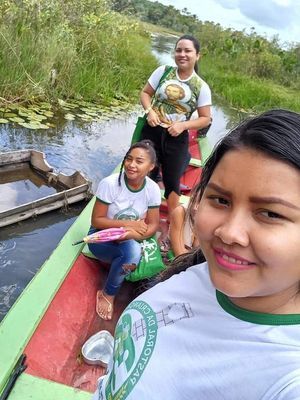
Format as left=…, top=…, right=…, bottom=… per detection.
left=213, top=248, right=256, bottom=271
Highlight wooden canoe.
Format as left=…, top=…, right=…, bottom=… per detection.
left=0, top=149, right=92, bottom=228
left=0, top=132, right=210, bottom=400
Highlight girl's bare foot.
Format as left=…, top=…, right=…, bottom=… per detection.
left=96, top=291, right=114, bottom=320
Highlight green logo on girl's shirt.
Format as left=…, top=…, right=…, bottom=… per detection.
left=105, top=301, right=158, bottom=400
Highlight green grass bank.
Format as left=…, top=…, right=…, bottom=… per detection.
left=0, top=0, right=157, bottom=106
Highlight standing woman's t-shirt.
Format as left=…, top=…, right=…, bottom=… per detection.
left=148, top=65, right=211, bottom=126
left=95, top=173, right=161, bottom=221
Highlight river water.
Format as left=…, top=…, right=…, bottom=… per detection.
left=0, top=33, right=242, bottom=321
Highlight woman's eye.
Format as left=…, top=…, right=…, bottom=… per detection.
left=208, top=196, right=229, bottom=206
left=260, top=210, right=284, bottom=220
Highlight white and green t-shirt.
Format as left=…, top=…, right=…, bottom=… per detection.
left=95, top=173, right=161, bottom=221
left=93, top=262, right=300, bottom=400
left=148, top=65, right=211, bottom=126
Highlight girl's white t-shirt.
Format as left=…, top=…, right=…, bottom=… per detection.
left=94, top=262, right=300, bottom=400
left=95, top=173, right=161, bottom=220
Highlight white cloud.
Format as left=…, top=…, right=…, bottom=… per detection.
left=238, top=0, right=295, bottom=30
left=150, top=0, right=300, bottom=45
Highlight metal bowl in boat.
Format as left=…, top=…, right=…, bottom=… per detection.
left=81, top=330, right=114, bottom=366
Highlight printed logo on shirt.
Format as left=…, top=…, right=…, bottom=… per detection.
left=105, top=300, right=158, bottom=400
left=114, top=207, right=139, bottom=221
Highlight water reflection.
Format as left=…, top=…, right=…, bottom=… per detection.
left=0, top=203, right=86, bottom=320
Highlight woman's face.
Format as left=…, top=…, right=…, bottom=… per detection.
left=124, top=148, right=154, bottom=184
left=174, top=39, right=199, bottom=71
left=195, top=148, right=300, bottom=310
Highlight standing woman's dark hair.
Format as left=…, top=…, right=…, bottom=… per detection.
left=159, top=108, right=300, bottom=282
left=175, top=34, right=201, bottom=73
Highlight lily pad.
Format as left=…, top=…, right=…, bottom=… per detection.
left=29, top=114, right=47, bottom=122
left=18, top=122, right=42, bottom=129
left=0, top=118, right=9, bottom=123
left=4, top=112, right=18, bottom=118
left=9, top=117, right=25, bottom=123
left=42, top=110, right=54, bottom=118
left=37, top=123, right=50, bottom=129
left=64, top=113, right=75, bottom=120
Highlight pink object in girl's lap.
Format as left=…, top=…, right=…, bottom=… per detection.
left=72, top=227, right=126, bottom=245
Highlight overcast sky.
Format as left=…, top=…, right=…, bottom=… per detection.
left=150, top=0, right=300, bottom=47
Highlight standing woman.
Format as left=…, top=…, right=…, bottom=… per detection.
left=140, top=34, right=212, bottom=215
left=88, top=140, right=161, bottom=321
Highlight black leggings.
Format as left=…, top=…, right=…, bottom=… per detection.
left=141, top=123, right=190, bottom=198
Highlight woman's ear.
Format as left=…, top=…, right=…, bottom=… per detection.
left=149, top=163, right=156, bottom=173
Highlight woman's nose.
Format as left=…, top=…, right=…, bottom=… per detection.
left=214, top=213, right=249, bottom=247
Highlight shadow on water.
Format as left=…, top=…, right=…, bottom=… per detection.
left=0, top=33, right=243, bottom=321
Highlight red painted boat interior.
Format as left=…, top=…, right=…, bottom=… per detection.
left=24, top=130, right=203, bottom=393
left=25, top=255, right=138, bottom=392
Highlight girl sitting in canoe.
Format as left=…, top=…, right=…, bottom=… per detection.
left=88, top=140, right=161, bottom=321
left=93, top=109, right=300, bottom=399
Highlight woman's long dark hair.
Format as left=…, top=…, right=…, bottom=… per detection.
left=175, top=34, right=200, bottom=74
left=158, top=108, right=300, bottom=282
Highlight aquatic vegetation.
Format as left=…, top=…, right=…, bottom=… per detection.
left=0, top=98, right=139, bottom=130
left=0, top=0, right=157, bottom=107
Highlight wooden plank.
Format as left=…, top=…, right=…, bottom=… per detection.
left=198, top=136, right=211, bottom=165
left=8, top=373, right=90, bottom=400
left=0, top=150, right=31, bottom=166
left=0, top=198, right=95, bottom=396
left=0, top=185, right=91, bottom=227
left=189, top=157, right=202, bottom=167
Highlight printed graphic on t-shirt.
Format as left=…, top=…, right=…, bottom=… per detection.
left=154, top=79, right=192, bottom=126
left=114, top=207, right=139, bottom=221
left=152, top=67, right=202, bottom=127
left=105, top=301, right=158, bottom=400
left=104, top=301, right=194, bottom=400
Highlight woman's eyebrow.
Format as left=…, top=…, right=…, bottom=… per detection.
left=206, top=182, right=231, bottom=196
left=249, top=196, right=300, bottom=210
left=207, top=183, right=300, bottom=210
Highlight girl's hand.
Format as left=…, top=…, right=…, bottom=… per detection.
left=119, top=228, right=139, bottom=241
left=167, top=122, right=186, bottom=137
left=147, top=109, right=161, bottom=127
left=128, top=219, right=148, bottom=235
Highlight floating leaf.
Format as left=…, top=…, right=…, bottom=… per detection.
left=18, top=109, right=32, bottom=117
left=42, top=110, right=54, bottom=117
left=29, top=114, right=47, bottom=121
left=9, top=117, right=25, bottom=123
left=64, top=113, right=75, bottom=120
left=58, top=99, right=67, bottom=106
left=38, top=123, right=50, bottom=129
left=28, top=105, right=41, bottom=112
left=18, top=122, right=42, bottom=129
left=4, top=112, right=17, bottom=118
left=0, top=118, right=9, bottom=123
